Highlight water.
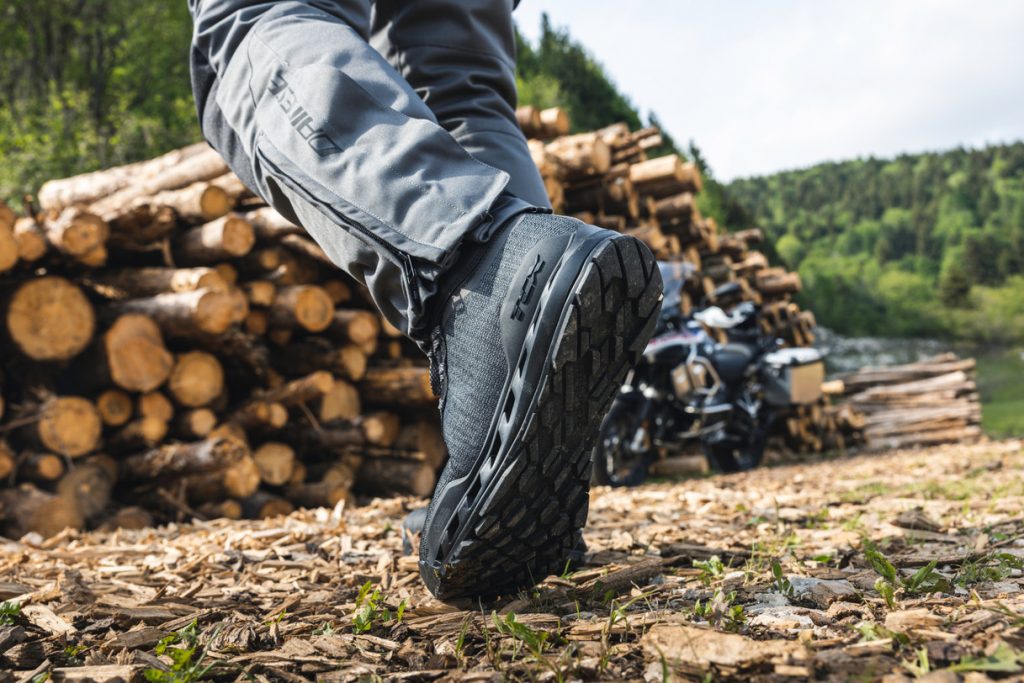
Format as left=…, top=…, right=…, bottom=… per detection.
left=813, top=327, right=951, bottom=375
left=815, top=328, right=1024, bottom=437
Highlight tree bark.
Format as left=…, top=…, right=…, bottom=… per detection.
left=319, top=378, right=362, bottom=423
left=89, top=267, right=227, bottom=297
left=359, top=366, right=435, bottom=405
left=0, top=484, right=84, bottom=538
left=95, top=389, right=133, bottom=427
left=137, top=391, right=174, bottom=423
left=41, top=207, right=109, bottom=258
left=175, top=213, right=255, bottom=263
left=241, top=491, right=294, bottom=519
left=107, top=288, right=235, bottom=337
left=356, top=457, right=435, bottom=498
left=12, top=217, right=46, bottom=263
left=120, top=437, right=248, bottom=482
left=172, top=408, right=218, bottom=439
left=268, top=285, right=334, bottom=332
left=246, top=206, right=302, bottom=241
left=100, top=314, right=175, bottom=392
left=545, top=133, right=612, bottom=178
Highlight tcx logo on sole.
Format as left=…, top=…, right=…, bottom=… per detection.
left=267, top=71, right=342, bottom=156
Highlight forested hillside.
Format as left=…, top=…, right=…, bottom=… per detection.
left=8, top=3, right=1019, bottom=347
left=0, top=1, right=199, bottom=201
left=728, top=145, right=1024, bottom=343
left=0, top=4, right=672, bottom=200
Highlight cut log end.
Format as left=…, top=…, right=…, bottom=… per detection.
left=104, top=314, right=174, bottom=392
left=169, top=351, right=225, bottom=408
left=7, top=277, right=96, bottom=361
left=38, top=396, right=102, bottom=458
left=96, top=389, right=133, bottom=427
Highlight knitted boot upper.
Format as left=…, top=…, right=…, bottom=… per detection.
left=430, top=213, right=577, bottom=492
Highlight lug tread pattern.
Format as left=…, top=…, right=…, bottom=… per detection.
left=429, top=235, right=662, bottom=599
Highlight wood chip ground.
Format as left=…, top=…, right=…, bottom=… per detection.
left=3, top=439, right=1024, bottom=682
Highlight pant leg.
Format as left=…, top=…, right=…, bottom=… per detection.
left=188, top=0, right=533, bottom=339
left=369, top=0, right=550, bottom=209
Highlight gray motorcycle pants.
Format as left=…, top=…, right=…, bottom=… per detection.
left=188, top=0, right=549, bottom=340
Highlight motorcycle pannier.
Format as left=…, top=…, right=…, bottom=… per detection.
left=763, top=348, right=825, bottom=406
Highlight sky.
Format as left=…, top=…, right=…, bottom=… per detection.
left=515, top=1, right=1024, bottom=181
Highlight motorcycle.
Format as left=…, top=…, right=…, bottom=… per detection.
left=591, top=261, right=826, bottom=486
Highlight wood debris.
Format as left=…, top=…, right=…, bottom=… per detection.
left=0, top=439, right=1022, bottom=680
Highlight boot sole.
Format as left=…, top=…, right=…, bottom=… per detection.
left=420, top=234, right=662, bottom=600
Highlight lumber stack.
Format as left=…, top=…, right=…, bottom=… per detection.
left=0, top=145, right=445, bottom=539
left=836, top=353, right=982, bottom=450
left=520, top=112, right=813, bottom=343
left=0, top=110, right=862, bottom=538
left=518, top=108, right=858, bottom=454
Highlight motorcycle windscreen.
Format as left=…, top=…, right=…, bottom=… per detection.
left=657, top=261, right=697, bottom=315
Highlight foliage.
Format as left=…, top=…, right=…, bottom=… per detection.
left=692, top=589, right=745, bottom=632
left=351, top=581, right=406, bottom=634
left=0, top=600, right=21, bottom=625
left=515, top=14, right=685, bottom=163
left=948, top=643, right=1023, bottom=673
left=979, top=347, right=1024, bottom=438
left=144, top=620, right=214, bottom=683
left=491, top=611, right=567, bottom=682
left=0, top=5, right=684, bottom=206
left=955, top=552, right=1024, bottom=587
left=727, top=143, right=1024, bottom=342
left=0, top=1, right=199, bottom=202
left=770, top=559, right=794, bottom=598
left=515, top=15, right=642, bottom=134
left=693, top=555, right=725, bottom=585
left=861, top=539, right=951, bottom=609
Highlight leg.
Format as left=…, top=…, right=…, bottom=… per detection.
left=189, top=0, right=663, bottom=602
left=188, top=0, right=533, bottom=339
left=369, top=0, right=550, bottom=208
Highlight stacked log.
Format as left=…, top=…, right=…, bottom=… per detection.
left=0, top=150, right=444, bottom=539
left=517, top=112, right=807, bottom=336
left=0, top=112, right=860, bottom=538
left=837, top=353, right=982, bottom=450
left=516, top=108, right=858, bottom=455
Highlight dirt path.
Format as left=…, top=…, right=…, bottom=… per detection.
left=3, top=440, right=1024, bottom=681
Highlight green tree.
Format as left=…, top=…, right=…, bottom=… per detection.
left=0, top=0, right=198, bottom=200
left=727, top=140, right=1024, bottom=342
left=938, top=257, right=971, bottom=308
left=775, top=233, right=805, bottom=268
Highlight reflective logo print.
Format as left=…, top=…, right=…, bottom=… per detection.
left=268, top=72, right=342, bottom=156
left=510, top=255, right=546, bottom=321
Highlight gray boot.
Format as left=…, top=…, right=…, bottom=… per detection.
left=418, top=213, right=662, bottom=600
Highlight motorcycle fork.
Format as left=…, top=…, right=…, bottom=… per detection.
left=628, top=395, right=656, bottom=453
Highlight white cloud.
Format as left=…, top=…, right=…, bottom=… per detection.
left=515, top=0, right=1024, bottom=180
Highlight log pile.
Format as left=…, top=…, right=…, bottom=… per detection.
left=521, top=114, right=817, bottom=347
left=0, top=145, right=445, bottom=538
left=836, top=353, right=982, bottom=450
left=518, top=108, right=860, bottom=454
left=0, top=110, right=865, bottom=538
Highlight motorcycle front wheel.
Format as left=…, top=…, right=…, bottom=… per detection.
left=591, top=394, right=656, bottom=487
left=700, top=424, right=767, bottom=473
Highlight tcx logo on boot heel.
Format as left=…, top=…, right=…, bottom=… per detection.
left=510, top=255, right=546, bottom=321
